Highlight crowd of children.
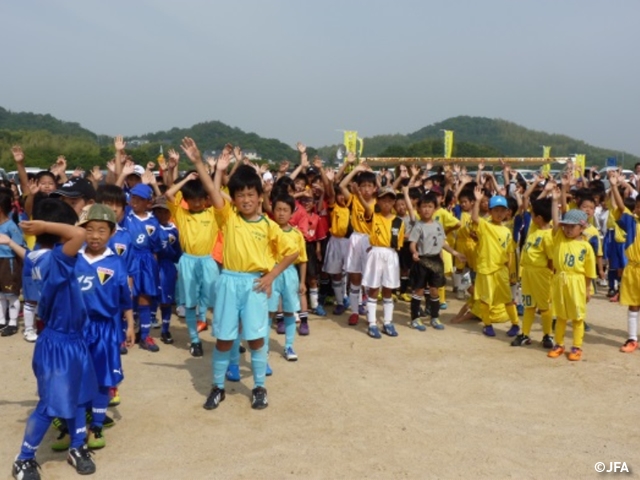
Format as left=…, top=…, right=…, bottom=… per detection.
left=2, top=137, right=640, bottom=480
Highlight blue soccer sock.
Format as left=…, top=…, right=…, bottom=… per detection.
left=228, top=336, right=241, bottom=367
left=185, top=307, right=199, bottom=344
left=213, top=346, right=231, bottom=389
left=608, top=268, right=618, bottom=291
left=67, top=406, right=88, bottom=449
left=284, top=315, right=296, bottom=349
left=150, top=298, right=158, bottom=321
left=18, top=402, right=51, bottom=460
left=138, top=305, right=151, bottom=341
left=250, top=344, right=268, bottom=388
left=198, top=298, right=207, bottom=322
left=160, top=305, right=172, bottom=334
left=91, top=387, right=110, bottom=429
left=264, top=317, right=272, bottom=355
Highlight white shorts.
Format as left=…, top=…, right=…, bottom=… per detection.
left=323, top=236, right=351, bottom=275
left=362, top=246, right=400, bottom=290
left=346, top=232, right=370, bottom=275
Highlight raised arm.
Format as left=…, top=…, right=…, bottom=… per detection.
left=20, top=221, right=86, bottom=257
left=10, top=146, right=30, bottom=195
left=402, top=185, right=416, bottom=223
left=551, top=187, right=561, bottom=235
left=180, top=137, right=222, bottom=207
left=114, top=136, right=126, bottom=182
left=471, top=185, right=483, bottom=224
left=608, top=171, right=625, bottom=213
left=165, top=171, right=198, bottom=202
left=338, top=153, right=360, bottom=202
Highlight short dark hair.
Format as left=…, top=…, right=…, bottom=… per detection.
left=32, top=198, right=78, bottom=246
left=96, top=184, right=126, bottom=206
left=531, top=198, right=552, bottom=223
left=355, top=171, right=376, bottom=186
left=228, top=165, right=263, bottom=198
left=418, top=192, right=438, bottom=207
left=274, top=176, right=295, bottom=194
left=272, top=193, right=295, bottom=213
left=458, top=187, right=475, bottom=203
left=294, top=172, right=309, bottom=187
left=35, top=170, right=57, bottom=185
left=624, top=197, right=637, bottom=211
left=506, top=197, right=518, bottom=216
left=180, top=171, right=207, bottom=200
left=0, top=187, right=12, bottom=216
left=408, top=187, right=422, bottom=201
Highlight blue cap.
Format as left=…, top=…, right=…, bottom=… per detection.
left=560, top=209, right=588, bottom=226
left=130, top=183, right=153, bottom=200
left=489, top=195, right=507, bottom=209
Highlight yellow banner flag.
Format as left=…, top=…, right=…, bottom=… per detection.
left=343, top=130, right=364, bottom=159
left=574, top=154, right=586, bottom=179
left=443, top=130, right=454, bottom=159
left=541, top=146, right=551, bottom=176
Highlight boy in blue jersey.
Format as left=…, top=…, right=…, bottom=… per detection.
left=11, top=199, right=98, bottom=479
left=76, top=204, right=134, bottom=449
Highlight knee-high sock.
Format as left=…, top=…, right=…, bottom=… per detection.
left=264, top=317, right=272, bottom=355
left=350, top=286, right=360, bottom=312
left=506, top=304, right=519, bottom=325
left=382, top=297, right=394, bottom=324
left=540, top=310, right=553, bottom=336
left=410, top=295, right=422, bottom=320
left=438, top=286, right=446, bottom=304
left=572, top=319, right=585, bottom=348
left=138, top=305, right=151, bottom=341
left=479, top=302, right=491, bottom=326
left=185, top=307, right=199, bottom=344
left=150, top=298, right=158, bottom=321
left=18, top=401, right=51, bottom=460
left=367, top=298, right=377, bottom=326
left=91, top=386, right=110, bottom=428
left=250, top=344, right=267, bottom=388
left=399, top=276, right=409, bottom=294
left=160, top=305, right=172, bottom=333
left=332, top=280, right=344, bottom=303
left=309, top=288, right=319, bottom=309
left=0, top=297, right=6, bottom=325
left=67, top=406, right=88, bottom=450
left=213, top=347, right=231, bottom=389
left=429, top=295, right=440, bottom=319
left=628, top=311, right=639, bottom=341
left=23, top=301, right=36, bottom=331
left=555, top=317, right=567, bottom=346
left=453, top=272, right=463, bottom=290
left=284, top=315, right=296, bottom=349
left=228, top=336, right=241, bottom=367
left=608, top=268, right=618, bottom=291
left=522, top=307, right=536, bottom=336
left=7, top=295, right=19, bottom=325
left=198, top=298, right=207, bottom=322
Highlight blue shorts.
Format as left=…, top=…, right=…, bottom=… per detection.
left=268, top=265, right=300, bottom=313
left=84, top=318, right=123, bottom=388
left=130, top=252, right=159, bottom=298
left=213, top=270, right=268, bottom=341
left=157, top=259, right=178, bottom=304
left=22, top=275, right=40, bottom=303
left=604, top=230, right=628, bottom=270
left=178, top=254, right=219, bottom=308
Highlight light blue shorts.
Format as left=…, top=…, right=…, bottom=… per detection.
left=178, top=254, right=220, bottom=308
left=213, top=270, right=268, bottom=341
left=268, top=265, right=300, bottom=313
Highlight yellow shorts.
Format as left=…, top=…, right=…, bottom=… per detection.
left=552, top=272, right=586, bottom=320
left=474, top=267, right=511, bottom=306
left=521, top=266, right=552, bottom=310
left=470, top=299, right=509, bottom=323
left=620, top=264, right=640, bottom=307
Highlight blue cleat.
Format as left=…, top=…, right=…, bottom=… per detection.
left=506, top=324, right=520, bottom=337
left=226, top=364, right=241, bottom=382
left=482, top=325, right=496, bottom=337
left=314, top=305, right=327, bottom=317
left=440, top=302, right=448, bottom=310
left=368, top=325, right=382, bottom=339
left=382, top=323, right=399, bottom=337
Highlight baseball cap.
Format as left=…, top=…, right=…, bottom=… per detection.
left=489, top=195, right=508, bottom=209
left=377, top=186, right=397, bottom=199
left=131, top=165, right=145, bottom=177
left=559, top=209, right=588, bottom=226
left=78, top=203, right=116, bottom=226
left=151, top=196, right=169, bottom=210
left=130, top=183, right=153, bottom=200
left=51, top=177, right=96, bottom=200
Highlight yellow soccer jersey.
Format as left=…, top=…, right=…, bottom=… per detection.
left=521, top=228, right=554, bottom=268
left=215, top=201, right=298, bottom=273
left=474, top=218, right=511, bottom=275
left=329, top=202, right=351, bottom=238
left=369, top=213, right=405, bottom=249
left=615, top=208, right=640, bottom=263
left=168, top=191, right=218, bottom=256
left=280, top=227, right=308, bottom=265
left=434, top=207, right=460, bottom=234
left=454, top=210, right=477, bottom=270
left=551, top=229, right=596, bottom=278
left=348, top=195, right=374, bottom=235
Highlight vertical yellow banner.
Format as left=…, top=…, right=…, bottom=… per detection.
left=541, top=146, right=551, bottom=176
left=344, top=131, right=358, bottom=155
left=443, top=130, right=454, bottom=159
left=574, top=154, right=586, bottom=179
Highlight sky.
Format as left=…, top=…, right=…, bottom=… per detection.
left=2, top=0, right=639, bottom=155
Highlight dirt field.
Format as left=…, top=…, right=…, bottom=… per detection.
left=2, top=290, right=640, bottom=479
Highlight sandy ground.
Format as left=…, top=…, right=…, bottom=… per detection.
left=2, top=288, right=640, bottom=480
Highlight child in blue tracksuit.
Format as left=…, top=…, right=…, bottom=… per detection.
left=11, top=198, right=98, bottom=479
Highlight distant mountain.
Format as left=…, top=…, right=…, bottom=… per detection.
left=0, top=106, right=96, bottom=139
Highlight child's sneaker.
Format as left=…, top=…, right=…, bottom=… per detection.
left=439, top=303, right=447, bottom=311
left=399, top=293, right=412, bottom=302
left=251, top=387, right=269, bottom=410
left=382, top=323, right=398, bottom=337
left=510, top=334, right=531, bottom=346
left=226, top=364, right=241, bottom=382
left=12, top=457, right=41, bottom=480
left=568, top=347, right=582, bottom=361
left=203, top=386, right=226, bottom=410
left=139, top=336, right=160, bottom=352
left=482, top=325, right=496, bottom=337
left=67, top=445, right=96, bottom=475
left=542, top=334, right=554, bottom=349
left=506, top=324, right=520, bottom=337
left=333, top=304, right=346, bottom=315
left=516, top=304, right=524, bottom=316
left=108, top=387, right=120, bottom=406
left=430, top=318, right=444, bottom=330
left=410, top=318, right=426, bottom=332
left=348, top=313, right=359, bottom=326
left=368, top=325, right=381, bottom=339
left=547, top=345, right=565, bottom=358
left=298, top=323, right=309, bottom=336
left=51, top=428, right=70, bottom=451
left=23, top=328, right=38, bottom=343
left=358, top=304, right=367, bottom=315
left=314, top=305, right=327, bottom=316
left=87, top=425, right=105, bottom=449
left=276, top=320, right=285, bottom=334
left=160, top=331, right=174, bottom=344
left=284, top=346, right=298, bottom=361
left=103, top=415, right=115, bottom=429
left=196, top=321, right=208, bottom=333
left=190, top=341, right=203, bottom=358
left=583, top=322, right=592, bottom=332
left=1, top=325, right=18, bottom=337
left=620, top=339, right=638, bottom=353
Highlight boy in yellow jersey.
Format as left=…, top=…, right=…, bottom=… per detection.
left=181, top=138, right=298, bottom=410
left=471, top=187, right=520, bottom=337
left=608, top=172, right=640, bottom=352
left=339, top=160, right=377, bottom=326
left=360, top=186, right=405, bottom=338
left=548, top=189, right=596, bottom=361
left=510, top=198, right=555, bottom=349
left=432, top=185, right=460, bottom=309
left=453, top=187, right=477, bottom=300
left=165, top=167, right=220, bottom=358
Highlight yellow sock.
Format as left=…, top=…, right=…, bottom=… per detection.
left=438, top=287, right=446, bottom=304
left=479, top=302, right=491, bottom=326
left=555, top=317, right=567, bottom=346
left=572, top=319, right=585, bottom=348
left=540, top=310, right=553, bottom=336
left=505, top=304, right=519, bottom=325
left=522, top=307, right=536, bottom=336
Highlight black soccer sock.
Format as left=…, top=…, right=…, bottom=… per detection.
left=299, top=311, right=308, bottom=324
left=400, top=277, right=409, bottom=294
left=410, top=295, right=422, bottom=320
left=429, top=295, right=440, bottom=319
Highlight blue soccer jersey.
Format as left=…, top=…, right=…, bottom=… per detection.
left=124, top=212, right=162, bottom=255
left=109, top=225, right=134, bottom=275
left=158, top=223, right=182, bottom=263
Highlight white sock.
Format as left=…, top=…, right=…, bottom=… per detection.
left=332, top=280, right=343, bottom=303
left=628, top=311, right=639, bottom=341
left=24, top=302, right=36, bottom=331
left=350, top=286, right=360, bottom=312
left=453, top=272, right=463, bottom=290
left=0, top=297, right=6, bottom=324
left=309, top=288, right=319, bottom=309
left=367, top=298, right=377, bottom=326
left=383, top=297, right=394, bottom=324
left=8, top=296, right=19, bottom=325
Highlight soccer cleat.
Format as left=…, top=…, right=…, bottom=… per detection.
left=348, top=313, right=359, bottom=326
left=190, top=342, right=203, bottom=358
left=439, top=303, right=447, bottom=311
left=333, top=304, right=346, bottom=315
left=410, top=318, right=427, bottom=332
left=284, top=346, right=298, bottom=361
left=103, top=415, right=115, bottom=429
left=0, top=323, right=6, bottom=332
left=358, top=304, right=367, bottom=315
left=506, top=324, right=520, bottom=337
left=547, top=345, right=565, bottom=358
left=276, top=320, right=285, bottom=334
left=314, top=305, right=327, bottom=316
left=23, top=328, right=38, bottom=343
left=620, top=339, right=638, bottom=353
left=251, top=387, right=269, bottom=410
left=67, top=445, right=96, bottom=475
left=196, top=321, right=208, bottom=333
left=542, top=334, right=554, bottom=349
left=583, top=322, right=592, bottom=332
left=430, top=318, right=445, bottom=330
left=482, top=325, right=496, bottom=337
left=108, top=387, right=120, bottom=406
left=382, top=323, right=398, bottom=337
left=120, top=342, right=128, bottom=355
left=400, top=293, right=412, bottom=302
left=516, top=304, right=524, bottom=316
left=12, top=457, right=41, bottom=480
left=1, top=325, right=18, bottom=337
left=203, top=386, right=226, bottom=410
left=87, top=425, right=106, bottom=450
left=298, top=322, right=310, bottom=335
left=567, top=347, right=583, bottom=361
left=160, top=331, right=174, bottom=344
left=266, top=363, right=273, bottom=376
left=51, top=428, right=70, bottom=451
left=226, top=364, right=241, bottom=382
left=139, top=336, right=160, bottom=352
left=510, top=334, right=531, bottom=347
left=368, top=325, right=382, bottom=339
